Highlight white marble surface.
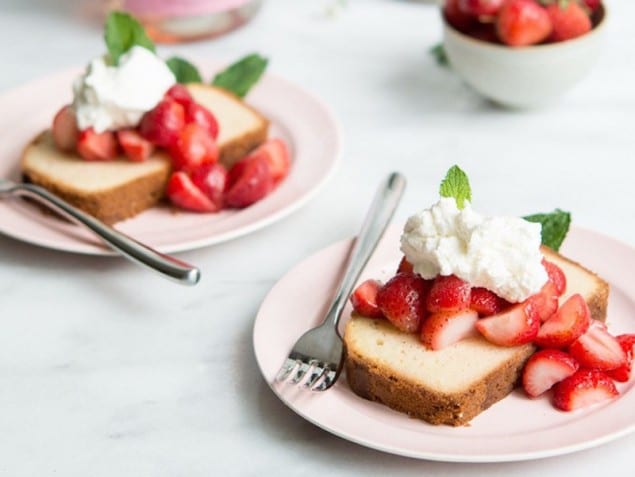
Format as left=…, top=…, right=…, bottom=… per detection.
left=1, top=0, right=634, bottom=475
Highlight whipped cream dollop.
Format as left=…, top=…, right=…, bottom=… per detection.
left=400, top=198, right=547, bottom=303
left=72, top=46, right=176, bottom=132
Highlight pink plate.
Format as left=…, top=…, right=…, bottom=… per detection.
left=253, top=225, right=635, bottom=462
left=0, top=66, right=339, bottom=255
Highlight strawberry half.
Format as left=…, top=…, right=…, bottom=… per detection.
left=534, top=293, right=590, bottom=349
left=190, top=162, right=227, bottom=209
left=350, top=279, right=384, bottom=319
left=420, top=309, right=478, bottom=350
left=52, top=104, right=79, bottom=152
left=542, top=259, right=566, bottom=296
left=470, top=287, right=510, bottom=317
left=139, top=98, right=186, bottom=148
left=117, top=129, right=154, bottom=162
left=185, top=102, right=219, bottom=140
left=607, top=334, right=635, bottom=382
left=553, top=369, right=619, bottom=412
left=246, top=139, right=290, bottom=184
left=568, top=320, right=627, bottom=371
left=170, top=123, right=219, bottom=172
left=526, top=281, right=559, bottom=322
left=166, top=171, right=220, bottom=213
left=475, top=302, right=540, bottom=347
left=376, top=272, right=429, bottom=333
left=426, top=275, right=471, bottom=313
left=76, top=128, right=118, bottom=161
left=522, top=348, right=579, bottom=397
left=224, top=154, right=275, bottom=208
left=496, top=0, right=553, bottom=47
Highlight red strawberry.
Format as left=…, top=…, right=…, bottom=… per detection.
left=496, top=0, right=552, bottom=46
left=165, top=84, right=194, bottom=107
left=526, top=281, right=559, bottom=322
left=397, top=256, right=414, bottom=274
left=139, top=99, right=185, bottom=148
left=534, top=293, right=590, bottom=348
left=426, top=275, right=471, bottom=313
left=166, top=171, right=220, bottom=213
left=116, top=129, right=154, bottom=162
left=350, top=279, right=384, bottom=319
left=475, top=302, right=540, bottom=346
left=246, top=139, right=290, bottom=183
left=444, top=0, right=478, bottom=33
left=582, top=0, right=601, bottom=12
left=51, top=105, right=79, bottom=152
left=458, top=0, right=504, bottom=16
left=607, top=334, right=635, bottom=382
left=185, top=102, right=219, bottom=140
left=420, top=309, right=478, bottom=350
left=470, top=287, right=510, bottom=317
left=568, top=320, right=627, bottom=371
left=224, top=154, right=274, bottom=208
left=542, top=259, right=566, bottom=296
left=546, top=1, right=592, bottom=42
left=552, top=369, right=618, bottom=411
left=376, top=273, right=429, bottom=333
left=522, top=349, right=579, bottom=397
left=76, top=128, right=118, bottom=161
left=170, top=123, right=219, bottom=172
left=190, top=162, right=227, bottom=209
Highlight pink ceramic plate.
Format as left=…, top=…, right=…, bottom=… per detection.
left=0, top=66, right=339, bottom=255
left=253, top=226, right=635, bottom=462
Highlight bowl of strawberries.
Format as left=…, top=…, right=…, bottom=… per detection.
left=442, top=0, right=606, bottom=108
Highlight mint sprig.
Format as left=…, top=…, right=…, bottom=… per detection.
left=104, top=11, right=155, bottom=65
left=523, top=209, right=571, bottom=252
left=166, top=56, right=203, bottom=84
left=212, top=53, right=268, bottom=98
left=439, top=165, right=471, bottom=209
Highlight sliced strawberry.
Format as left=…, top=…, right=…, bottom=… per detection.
left=165, top=171, right=220, bottom=213
left=534, top=293, right=590, bottom=349
left=245, top=139, right=290, bottom=184
left=397, top=256, right=414, bottom=274
left=224, top=154, right=274, bottom=208
left=165, top=84, right=194, bottom=107
left=606, top=334, right=635, bottom=382
left=51, top=105, right=79, bottom=152
left=475, top=302, right=540, bottom=347
left=76, top=128, right=118, bottom=161
left=185, top=102, right=219, bottom=140
left=350, top=279, right=384, bottom=319
left=444, top=0, right=478, bottom=33
left=458, top=0, right=504, bottom=16
left=568, top=320, right=627, bottom=371
left=190, top=162, right=227, bottom=209
left=470, top=287, right=510, bottom=317
left=542, top=259, right=566, bottom=296
left=420, top=309, right=478, bottom=351
left=139, top=98, right=185, bottom=148
left=522, top=349, right=579, bottom=397
left=526, top=281, right=559, bottom=323
left=496, top=0, right=552, bottom=47
left=170, top=123, right=219, bottom=172
left=376, top=273, right=429, bottom=333
left=553, top=369, right=619, bottom=412
left=116, top=129, right=154, bottom=162
left=546, top=1, right=592, bottom=42
left=426, top=275, right=471, bottom=313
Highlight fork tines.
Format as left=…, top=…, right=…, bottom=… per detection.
left=276, top=357, right=336, bottom=391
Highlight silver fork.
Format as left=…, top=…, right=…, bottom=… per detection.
left=0, top=178, right=200, bottom=285
left=275, top=172, right=406, bottom=391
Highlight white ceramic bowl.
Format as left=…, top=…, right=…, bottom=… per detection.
left=442, top=6, right=607, bottom=108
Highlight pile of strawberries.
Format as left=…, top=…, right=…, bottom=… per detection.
left=51, top=84, right=289, bottom=212
left=444, top=0, right=602, bottom=47
left=350, top=256, right=634, bottom=412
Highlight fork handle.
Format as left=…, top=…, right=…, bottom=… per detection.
left=324, top=172, right=406, bottom=332
left=6, top=182, right=200, bottom=286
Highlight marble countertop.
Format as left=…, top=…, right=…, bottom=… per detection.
left=1, top=0, right=633, bottom=475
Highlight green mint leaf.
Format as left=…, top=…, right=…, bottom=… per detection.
left=439, top=165, right=472, bottom=209
left=523, top=209, right=571, bottom=252
left=212, top=53, right=268, bottom=98
left=429, top=43, right=449, bottom=67
left=104, top=11, right=155, bottom=65
left=166, top=56, right=202, bottom=84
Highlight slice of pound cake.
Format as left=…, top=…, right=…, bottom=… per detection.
left=344, top=249, right=609, bottom=426
left=21, top=84, right=269, bottom=224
